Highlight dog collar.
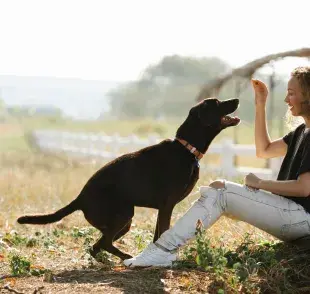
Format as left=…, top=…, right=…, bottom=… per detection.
left=176, top=138, right=204, bottom=161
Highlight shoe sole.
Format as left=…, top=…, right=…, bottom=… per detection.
left=125, top=262, right=173, bottom=268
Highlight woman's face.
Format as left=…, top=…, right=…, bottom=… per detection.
left=285, top=76, right=307, bottom=117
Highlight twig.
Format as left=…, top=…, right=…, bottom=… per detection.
left=0, top=275, right=15, bottom=280
left=32, top=286, right=44, bottom=294
left=2, top=284, right=25, bottom=294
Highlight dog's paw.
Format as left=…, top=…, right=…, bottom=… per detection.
left=121, top=254, right=133, bottom=261
left=89, top=248, right=98, bottom=259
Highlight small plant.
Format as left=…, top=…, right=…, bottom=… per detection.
left=9, top=253, right=48, bottom=277
left=30, top=266, right=49, bottom=276
left=83, top=236, right=95, bottom=249
left=70, top=226, right=96, bottom=238
left=26, top=237, right=38, bottom=247
left=9, top=254, right=31, bottom=276
left=43, top=236, right=57, bottom=249
left=193, top=221, right=228, bottom=276
left=131, top=228, right=153, bottom=251
left=3, top=231, right=28, bottom=246
left=52, top=228, right=65, bottom=237
left=83, top=235, right=96, bottom=266
left=178, top=225, right=276, bottom=292
left=94, top=250, right=115, bottom=268
left=3, top=231, right=39, bottom=248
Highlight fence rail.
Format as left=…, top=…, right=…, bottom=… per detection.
left=31, top=130, right=283, bottom=180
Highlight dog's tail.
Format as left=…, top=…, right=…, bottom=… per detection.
left=17, top=198, right=80, bottom=225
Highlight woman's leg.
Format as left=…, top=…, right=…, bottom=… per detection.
left=124, top=181, right=310, bottom=267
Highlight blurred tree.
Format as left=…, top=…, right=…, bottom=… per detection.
left=107, top=55, right=288, bottom=121
left=0, top=97, right=8, bottom=122
left=108, top=55, right=231, bottom=118
left=0, top=97, right=5, bottom=110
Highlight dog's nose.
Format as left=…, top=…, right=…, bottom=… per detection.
left=230, top=98, right=239, bottom=108
left=219, top=98, right=239, bottom=115
left=223, top=98, right=239, bottom=104
left=232, top=98, right=239, bottom=105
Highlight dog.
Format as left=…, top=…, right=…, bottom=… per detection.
left=17, top=98, right=240, bottom=260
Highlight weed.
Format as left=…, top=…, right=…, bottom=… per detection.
left=131, top=228, right=153, bottom=251
left=3, top=231, right=28, bottom=246
left=9, top=254, right=31, bottom=276
left=70, top=226, right=96, bottom=238
left=42, top=236, right=57, bottom=249
left=9, top=253, right=49, bottom=277
left=52, top=228, right=66, bottom=237
left=193, top=222, right=228, bottom=276
left=94, top=250, right=115, bottom=269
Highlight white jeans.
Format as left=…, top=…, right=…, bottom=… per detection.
left=157, top=181, right=310, bottom=251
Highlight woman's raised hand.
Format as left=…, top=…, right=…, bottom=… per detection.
left=251, top=79, right=268, bottom=106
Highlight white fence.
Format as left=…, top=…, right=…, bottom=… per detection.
left=31, top=130, right=283, bottom=180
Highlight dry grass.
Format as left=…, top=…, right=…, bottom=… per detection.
left=1, top=151, right=309, bottom=293
left=1, top=120, right=309, bottom=293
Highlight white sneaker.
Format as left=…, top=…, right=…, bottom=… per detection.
left=123, top=243, right=177, bottom=267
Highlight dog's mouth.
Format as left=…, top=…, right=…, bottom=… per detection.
left=221, top=115, right=241, bottom=127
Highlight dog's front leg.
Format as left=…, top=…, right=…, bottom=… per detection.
left=153, top=205, right=174, bottom=242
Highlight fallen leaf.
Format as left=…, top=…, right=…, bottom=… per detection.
left=4, top=277, right=17, bottom=286
left=113, top=266, right=126, bottom=272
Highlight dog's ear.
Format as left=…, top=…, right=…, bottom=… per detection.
left=197, top=99, right=221, bottom=126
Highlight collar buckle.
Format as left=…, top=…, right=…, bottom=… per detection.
left=176, top=138, right=204, bottom=161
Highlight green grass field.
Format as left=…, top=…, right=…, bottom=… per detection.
left=1, top=118, right=309, bottom=293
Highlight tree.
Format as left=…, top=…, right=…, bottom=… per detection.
left=0, top=97, right=8, bottom=122
left=107, top=54, right=289, bottom=121
left=108, top=55, right=231, bottom=118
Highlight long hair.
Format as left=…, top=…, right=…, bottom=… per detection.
left=285, top=66, right=310, bottom=130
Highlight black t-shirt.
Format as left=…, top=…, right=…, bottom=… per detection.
left=277, top=123, right=310, bottom=212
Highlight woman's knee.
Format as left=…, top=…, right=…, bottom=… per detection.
left=223, top=181, right=245, bottom=193
left=209, top=179, right=225, bottom=189
left=199, top=185, right=219, bottom=199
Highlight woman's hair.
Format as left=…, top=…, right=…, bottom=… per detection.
left=291, top=66, right=310, bottom=100
left=285, top=66, right=310, bottom=129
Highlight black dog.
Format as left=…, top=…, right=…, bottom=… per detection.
left=17, top=98, right=240, bottom=260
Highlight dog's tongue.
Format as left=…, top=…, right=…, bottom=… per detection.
left=221, top=115, right=240, bottom=126
left=231, top=116, right=240, bottom=122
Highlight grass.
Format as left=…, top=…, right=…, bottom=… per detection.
left=1, top=119, right=309, bottom=293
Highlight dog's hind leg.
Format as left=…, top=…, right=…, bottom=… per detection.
left=90, top=234, right=132, bottom=261
left=114, top=219, right=132, bottom=241
left=90, top=211, right=134, bottom=260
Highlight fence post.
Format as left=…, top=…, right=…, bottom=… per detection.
left=221, top=139, right=235, bottom=179
left=148, top=134, right=159, bottom=145
left=270, top=157, right=283, bottom=179
left=112, top=133, right=121, bottom=158
left=59, top=131, right=65, bottom=153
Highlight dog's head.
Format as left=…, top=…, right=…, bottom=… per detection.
left=192, top=97, right=240, bottom=129
left=176, top=97, right=240, bottom=155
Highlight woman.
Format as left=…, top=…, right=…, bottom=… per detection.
left=124, top=66, right=310, bottom=267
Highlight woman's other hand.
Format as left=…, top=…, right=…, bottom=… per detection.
left=244, top=173, right=262, bottom=190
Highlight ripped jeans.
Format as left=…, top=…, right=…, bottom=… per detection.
left=156, top=181, right=310, bottom=251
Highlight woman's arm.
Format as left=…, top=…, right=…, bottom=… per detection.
left=245, top=172, right=310, bottom=197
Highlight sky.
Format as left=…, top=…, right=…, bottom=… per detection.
left=0, top=0, right=309, bottom=82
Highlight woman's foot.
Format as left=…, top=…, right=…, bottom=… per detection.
left=123, top=243, right=177, bottom=267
